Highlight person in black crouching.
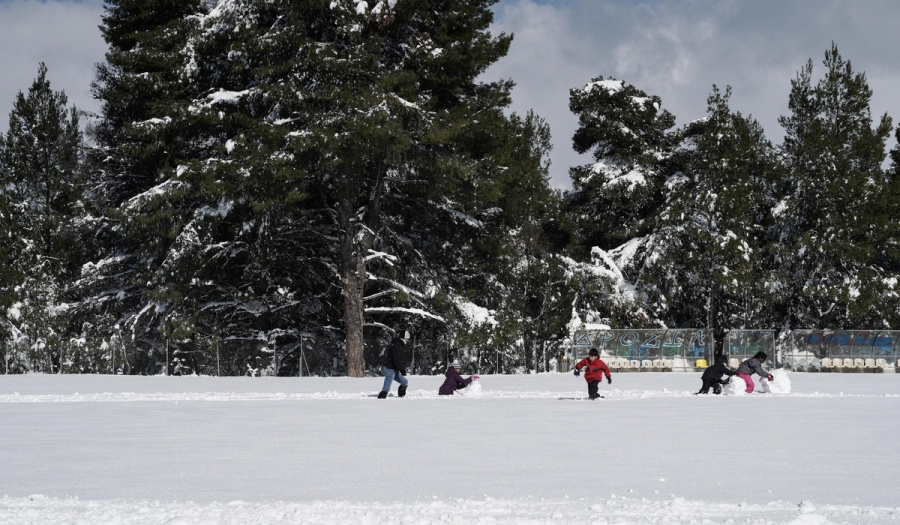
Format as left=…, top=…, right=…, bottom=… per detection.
left=696, top=354, right=736, bottom=395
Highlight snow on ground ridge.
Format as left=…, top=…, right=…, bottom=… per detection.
left=0, top=495, right=894, bottom=525
left=0, top=387, right=896, bottom=403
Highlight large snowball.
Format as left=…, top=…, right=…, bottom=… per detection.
left=760, top=369, right=791, bottom=394
left=723, top=375, right=747, bottom=396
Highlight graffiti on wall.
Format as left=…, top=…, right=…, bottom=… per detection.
left=572, top=329, right=713, bottom=361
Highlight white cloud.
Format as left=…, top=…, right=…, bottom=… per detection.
left=0, top=0, right=106, bottom=133
left=485, top=0, right=900, bottom=189
left=1, top=0, right=898, bottom=192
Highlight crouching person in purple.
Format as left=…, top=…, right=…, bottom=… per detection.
left=737, top=351, right=773, bottom=393
left=439, top=361, right=479, bottom=395
left=378, top=330, right=410, bottom=399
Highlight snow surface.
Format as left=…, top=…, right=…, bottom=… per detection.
left=1, top=373, right=898, bottom=524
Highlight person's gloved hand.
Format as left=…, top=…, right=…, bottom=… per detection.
left=723, top=378, right=731, bottom=385
left=607, top=376, right=612, bottom=384
left=573, top=368, right=580, bottom=377
left=472, top=375, right=480, bottom=380
left=767, top=374, right=774, bottom=381
left=400, top=369, right=407, bottom=376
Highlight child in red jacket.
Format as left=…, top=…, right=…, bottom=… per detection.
left=574, top=348, right=612, bottom=400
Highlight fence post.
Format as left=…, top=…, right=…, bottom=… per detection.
left=216, top=337, right=220, bottom=377
left=272, top=343, right=278, bottom=378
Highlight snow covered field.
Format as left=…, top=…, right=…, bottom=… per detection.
left=1, top=372, right=898, bottom=524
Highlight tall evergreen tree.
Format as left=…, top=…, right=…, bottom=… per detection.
left=566, top=76, right=676, bottom=253
left=0, top=63, right=83, bottom=372
left=639, top=86, right=775, bottom=334
left=775, top=44, right=894, bottom=329
left=81, top=0, right=551, bottom=376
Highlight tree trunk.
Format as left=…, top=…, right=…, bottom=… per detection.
left=338, top=190, right=382, bottom=377
left=339, top=204, right=366, bottom=377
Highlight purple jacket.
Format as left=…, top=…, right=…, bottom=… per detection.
left=439, top=366, right=473, bottom=395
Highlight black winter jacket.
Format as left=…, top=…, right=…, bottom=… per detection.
left=701, top=361, right=736, bottom=381
left=382, top=337, right=407, bottom=371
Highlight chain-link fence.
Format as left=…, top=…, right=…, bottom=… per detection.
left=15, top=327, right=899, bottom=376
left=362, top=337, right=572, bottom=376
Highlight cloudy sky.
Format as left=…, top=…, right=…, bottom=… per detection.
left=2, top=0, right=899, bottom=188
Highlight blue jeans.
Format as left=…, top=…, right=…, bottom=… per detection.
left=381, top=367, right=408, bottom=392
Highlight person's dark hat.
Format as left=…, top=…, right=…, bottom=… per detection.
left=716, top=354, right=729, bottom=363
left=588, top=348, right=600, bottom=357
left=753, top=351, right=767, bottom=360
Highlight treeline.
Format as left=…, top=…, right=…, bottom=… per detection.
left=1, top=0, right=898, bottom=376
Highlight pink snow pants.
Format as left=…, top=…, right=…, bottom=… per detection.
left=738, top=373, right=754, bottom=393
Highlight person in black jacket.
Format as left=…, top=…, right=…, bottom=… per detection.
left=378, top=330, right=410, bottom=399
left=696, top=354, right=736, bottom=395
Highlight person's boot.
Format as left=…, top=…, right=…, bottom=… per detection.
left=397, top=385, right=407, bottom=398
left=377, top=391, right=388, bottom=399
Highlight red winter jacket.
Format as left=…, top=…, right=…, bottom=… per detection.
left=575, top=357, right=611, bottom=382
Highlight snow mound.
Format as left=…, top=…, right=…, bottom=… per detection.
left=0, top=495, right=876, bottom=525
left=761, top=369, right=792, bottom=394
left=723, top=375, right=747, bottom=396
left=463, top=380, right=483, bottom=396
left=789, top=514, right=832, bottom=525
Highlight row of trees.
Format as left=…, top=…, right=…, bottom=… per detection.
left=1, top=0, right=600, bottom=376
left=567, top=43, right=900, bottom=346
left=1, top=0, right=897, bottom=376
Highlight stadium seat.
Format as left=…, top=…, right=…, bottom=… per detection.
left=833, top=358, right=851, bottom=373
left=863, top=358, right=875, bottom=373
left=695, top=359, right=708, bottom=369
left=630, top=360, right=641, bottom=370
left=854, top=358, right=865, bottom=367
left=832, top=358, right=845, bottom=373
left=875, top=358, right=888, bottom=373
left=820, top=358, right=833, bottom=372
left=641, top=360, right=653, bottom=369
left=663, top=359, right=674, bottom=369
